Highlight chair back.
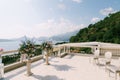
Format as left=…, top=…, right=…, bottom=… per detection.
left=105, top=52, right=112, bottom=62
left=105, top=52, right=112, bottom=59
left=94, top=50, right=100, bottom=58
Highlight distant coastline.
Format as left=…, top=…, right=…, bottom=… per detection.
left=0, top=40, right=67, bottom=51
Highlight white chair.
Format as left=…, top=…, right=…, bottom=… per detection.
left=93, top=50, right=100, bottom=64
left=106, top=57, right=120, bottom=80
left=105, top=52, right=112, bottom=66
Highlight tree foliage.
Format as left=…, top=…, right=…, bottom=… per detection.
left=70, top=11, right=120, bottom=43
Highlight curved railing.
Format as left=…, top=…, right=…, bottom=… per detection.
left=0, top=46, right=69, bottom=79
left=0, top=50, right=43, bottom=73
left=2, top=50, right=18, bottom=54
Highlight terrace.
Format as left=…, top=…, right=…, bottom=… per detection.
left=3, top=53, right=118, bottom=80
left=1, top=42, right=120, bottom=80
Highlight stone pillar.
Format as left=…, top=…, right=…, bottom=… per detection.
left=46, top=53, right=50, bottom=65
left=58, top=48, right=61, bottom=57
left=0, top=55, right=2, bottom=64
left=26, top=59, right=33, bottom=76
left=20, top=54, right=27, bottom=62
left=91, top=48, right=94, bottom=54
left=68, top=46, right=70, bottom=53
left=64, top=46, right=66, bottom=53
left=0, top=54, right=4, bottom=79
left=98, top=43, right=101, bottom=55
left=66, top=46, right=69, bottom=53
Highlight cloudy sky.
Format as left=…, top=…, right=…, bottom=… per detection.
left=0, top=0, right=120, bottom=39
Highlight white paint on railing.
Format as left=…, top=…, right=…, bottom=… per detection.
left=0, top=63, right=4, bottom=79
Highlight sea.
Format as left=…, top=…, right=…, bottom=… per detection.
left=0, top=41, right=20, bottom=51
left=0, top=40, right=37, bottom=56
left=0, top=40, right=65, bottom=51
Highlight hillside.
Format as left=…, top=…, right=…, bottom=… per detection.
left=70, top=11, right=120, bottom=43
left=49, top=30, right=79, bottom=41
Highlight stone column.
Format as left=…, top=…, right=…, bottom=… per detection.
left=64, top=46, right=66, bottom=53
left=46, top=53, right=50, bottom=65
left=25, top=58, right=33, bottom=76
left=58, top=48, right=61, bottom=57
left=0, top=54, right=4, bottom=79
left=68, top=46, right=70, bottom=53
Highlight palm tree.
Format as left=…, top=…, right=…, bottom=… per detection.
left=19, top=40, right=35, bottom=76
left=41, top=41, right=53, bottom=65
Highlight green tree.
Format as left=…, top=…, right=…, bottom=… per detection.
left=69, top=11, right=120, bottom=44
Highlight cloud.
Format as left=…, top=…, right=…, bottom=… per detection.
left=91, top=17, right=100, bottom=23
left=33, top=17, right=85, bottom=37
left=72, top=0, right=82, bottom=3
left=49, top=8, right=53, bottom=11
left=59, top=0, right=63, bottom=2
left=0, top=24, right=28, bottom=39
left=100, top=7, right=116, bottom=15
left=0, top=17, right=85, bottom=38
left=24, top=0, right=32, bottom=3
left=58, top=3, right=66, bottom=10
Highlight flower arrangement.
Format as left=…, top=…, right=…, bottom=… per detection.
left=0, top=48, right=3, bottom=52
left=19, top=40, right=35, bottom=59
left=41, top=41, right=52, bottom=50
left=19, top=40, right=35, bottom=76
left=41, top=41, right=53, bottom=65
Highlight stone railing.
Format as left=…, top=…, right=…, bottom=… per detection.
left=0, top=50, right=43, bottom=79
left=0, top=46, right=69, bottom=79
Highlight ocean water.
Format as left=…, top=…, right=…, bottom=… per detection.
left=0, top=40, right=65, bottom=51
left=0, top=40, right=42, bottom=51
left=0, top=41, right=21, bottom=51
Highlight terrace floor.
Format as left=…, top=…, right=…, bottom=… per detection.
left=3, top=54, right=119, bottom=80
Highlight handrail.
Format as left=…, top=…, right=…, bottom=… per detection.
left=0, top=50, right=18, bottom=55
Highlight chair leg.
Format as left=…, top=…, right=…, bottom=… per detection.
left=105, top=65, right=107, bottom=72
left=108, top=70, right=110, bottom=77
left=115, top=72, right=117, bottom=80
left=97, top=59, right=99, bottom=65
left=89, top=57, right=91, bottom=63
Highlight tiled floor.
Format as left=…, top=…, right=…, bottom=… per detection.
left=3, top=54, right=119, bottom=80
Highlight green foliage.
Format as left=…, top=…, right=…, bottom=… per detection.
left=70, top=11, right=120, bottom=43
left=2, top=53, right=20, bottom=65
left=70, top=47, right=91, bottom=54
left=19, top=39, right=35, bottom=57
left=34, top=46, right=42, bottom=56
left=55, top=42, right=68, bottom=45
left=41, top=42, right=53, bottom=51
left=80, top=48, right=92, bottom=54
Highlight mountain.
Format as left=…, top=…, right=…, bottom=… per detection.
left=13, top=36, right=31, bottom=41
left=70, top=11, right=120, bottom=43
left=49, top=30, right=79, bottom=41
left=38, top=37, right=49, bottom=41
left=0, top=30, right=79, bottom=42
left=0, top=36, right=32, bottom=42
